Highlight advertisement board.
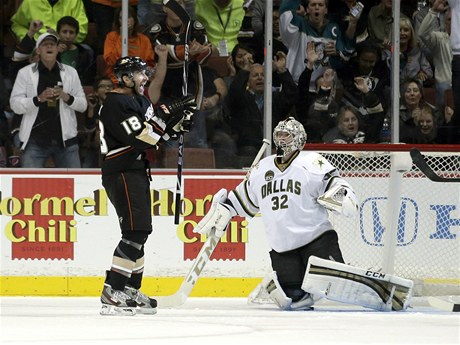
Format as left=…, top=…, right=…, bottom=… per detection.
left=1, top=170, right=458, bottom=296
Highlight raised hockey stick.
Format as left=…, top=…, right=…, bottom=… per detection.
left=163, top=0, right=192, bottom=225
left=428, top=296, right=460, bottom=312
left=157, top=139, right=270, bottom=308
left=410, top=148, right=460, bottom=183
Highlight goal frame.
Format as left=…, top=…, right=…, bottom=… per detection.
left=303, top=143, right=460, bottom=296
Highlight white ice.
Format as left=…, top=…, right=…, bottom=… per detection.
left=1, top=297, right=459, bottom=345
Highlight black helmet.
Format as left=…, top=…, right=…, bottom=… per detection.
left=113, top=56, right=148, bottom=85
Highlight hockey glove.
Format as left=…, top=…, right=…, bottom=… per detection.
left=157, top=95, right=197, bottom=140
left=193, top=188, right=236, bottom=238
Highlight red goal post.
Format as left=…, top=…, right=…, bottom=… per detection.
left=303, top=143, right=460, bottom=297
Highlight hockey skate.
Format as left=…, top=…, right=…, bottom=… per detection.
left=124, top=285, right=157, bottom=315
left=100, top=283, right=137, bottom=316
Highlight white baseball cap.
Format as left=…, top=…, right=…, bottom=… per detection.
left=36, top=33, right=59, bottom=48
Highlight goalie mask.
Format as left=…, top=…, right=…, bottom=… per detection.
left=273, top=117, right=307, bottom=158
left=113, top=56, right=151, bottom=86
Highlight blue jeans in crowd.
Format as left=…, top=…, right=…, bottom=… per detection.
left=21, top=138, right=81, bottom=168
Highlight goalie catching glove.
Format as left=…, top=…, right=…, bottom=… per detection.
left=136, top=95, right=197, bottom=145
left=317, top=180, right=359, bottom=218
left=193, top=188, right=237, bottom=238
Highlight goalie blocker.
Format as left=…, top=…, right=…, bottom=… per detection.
left=302, top=256, right=413, bottom=311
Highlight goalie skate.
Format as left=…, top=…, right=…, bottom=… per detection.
left=100, top=284, right=137, bottom=316
left=124, top=285, right=157, bottom=315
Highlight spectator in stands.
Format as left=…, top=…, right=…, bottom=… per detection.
left=226, top=52, right=297, bottom=167
left=367, top=0, right=409, bottom=51
left=8, top=20, right=43, bottom=84
left=189, top=65, right=229, bottom=150
left=250, top=3, right=288, bottom=71
left=447, top=0, right=459, bottom=143
left=10, top=0, right=88, bottom=43
left=279, top=0, right=357, bottom=85
left=104, top=6, right=155, bottom=85
left=139, top=0, right=195, bottom=31
left=418, top=0, right=452, bottom=111
left=149, top=0, right=213, bottom=149
left=237, top=0, right=259, bottom=59
left=224, top=42, right=255, bottom=90
left=322, top=105, right=366, bottom=143
left=328, top=0, right=370, bottom=44
left=148, top=0, right=212, bottom=95
left=383, top=17, right=433, bottom=86
left=195, top=0, right=246, bottom=56
left=413, top=0, right=445, bottom=61
left=252, top=0, right=281, bottom=37
left=337, top=40, right=389, bottom=142
left=9, top=33, right=87, bottom=168
left=78, top=76, right=114, bottom=168
left=56, top=16, right=96, bottom=86
left=398, top=79, right=443, bottom=143
left=297, top=45, right=339, bottom=142
left=227, top=43, right=255, bottom=76
left=410, top=104, right=439, bottom=143
left=9, top=17, right=96, bottom=87
left=91, top=0, right=138, bottom=54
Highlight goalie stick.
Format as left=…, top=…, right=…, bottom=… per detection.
left=157, top=139, right=270, bottom=308
left=410, top=148, right=460, bottom=183
left=428, top=296, right=460, bottom=312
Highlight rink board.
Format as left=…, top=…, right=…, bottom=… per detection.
left=0, top=169, right=458, bottom=296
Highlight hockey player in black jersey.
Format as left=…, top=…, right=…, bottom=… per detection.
left=98, top=56, right=197, bottom=315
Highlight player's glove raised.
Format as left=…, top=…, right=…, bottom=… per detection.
left=157, top=95, right=197, bottom=140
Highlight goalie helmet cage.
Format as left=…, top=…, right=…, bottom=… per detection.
left=304, top=143, right=460, bottom=297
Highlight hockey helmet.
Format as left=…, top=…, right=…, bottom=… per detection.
left=113, top=56, right=149, bottom=86
left=273, top=117, right=307, bottom=158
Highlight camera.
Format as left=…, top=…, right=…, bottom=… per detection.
left=350, top=2, right=364, bottom=18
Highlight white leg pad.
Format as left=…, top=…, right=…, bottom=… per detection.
left=263, top=271, right=292, bottom=310
left=248, top=271, right=314, bottom=310
left=301, top=256, right=413, bottom=311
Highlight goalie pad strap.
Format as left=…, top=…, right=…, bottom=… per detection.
left=302, top=256, right=413, bottom=311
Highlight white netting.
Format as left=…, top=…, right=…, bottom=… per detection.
left=307, top=144, right=460, bottom=296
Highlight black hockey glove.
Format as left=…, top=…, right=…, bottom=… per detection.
left=157, top=95, right=197, bottom=140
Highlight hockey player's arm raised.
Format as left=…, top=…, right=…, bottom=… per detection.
left=136, top=96, right=197, bottom=145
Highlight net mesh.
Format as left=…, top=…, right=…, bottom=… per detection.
left=309, top=145, right=460, bottom=296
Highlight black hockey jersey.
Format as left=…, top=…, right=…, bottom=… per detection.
left=99, top=92, right=154, bottom=174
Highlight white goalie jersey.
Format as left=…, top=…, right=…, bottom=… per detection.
left=228, top=150, right=357, bottom=253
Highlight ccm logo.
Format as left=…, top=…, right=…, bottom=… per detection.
left=365, top=271, right=386, bottom=279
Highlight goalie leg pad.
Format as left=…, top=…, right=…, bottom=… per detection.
left=301, top=256, right=413, bottom=311
left=252, top=271, right=315, bottom=310
left=262, top=271, right=292, bottom=310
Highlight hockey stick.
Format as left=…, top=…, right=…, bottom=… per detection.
left=410, top=148, right=460, bottom=183
left=157, top=139, right=270, bottom=308
left=163, top=0, right=192, bottom=225
left=428, top=296, right=460, bottom=312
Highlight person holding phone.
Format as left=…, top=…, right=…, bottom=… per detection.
left=328, top=0, right=369, bottom=44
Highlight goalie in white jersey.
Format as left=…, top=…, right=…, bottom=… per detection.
left=195, top=117, right=413, bottom=311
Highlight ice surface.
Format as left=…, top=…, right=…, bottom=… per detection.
left=1, top=297, right=459, bottom=345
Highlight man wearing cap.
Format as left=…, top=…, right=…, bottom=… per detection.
left=9, top=32, right=87, bottom=168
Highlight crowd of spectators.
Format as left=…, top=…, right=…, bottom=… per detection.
left=0, top=0, right=458, bottom=169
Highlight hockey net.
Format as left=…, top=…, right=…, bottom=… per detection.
left=305, top=144, right=460, bottom=297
